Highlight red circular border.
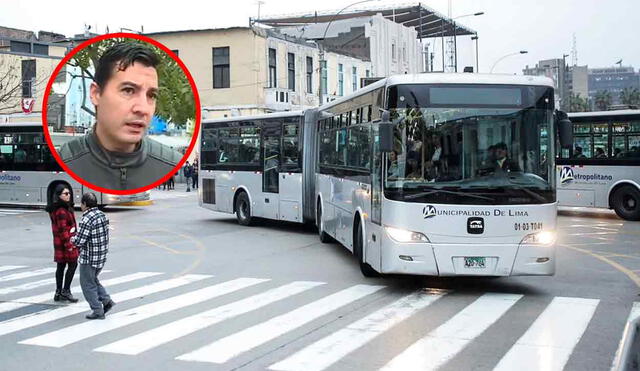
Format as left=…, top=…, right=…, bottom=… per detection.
left=42, top=32, right=201, bottom=195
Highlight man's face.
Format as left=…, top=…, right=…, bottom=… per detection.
left=496, top=148, right=507, bottom=160
left=90, top=61, right=158, bottom=152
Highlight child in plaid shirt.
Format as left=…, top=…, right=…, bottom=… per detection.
left=72, top=193, right=115, bottom=320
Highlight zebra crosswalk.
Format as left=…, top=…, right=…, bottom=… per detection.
left=0, top=264, right=634, bottom=370
left=0, top=208, right=43, bottom=217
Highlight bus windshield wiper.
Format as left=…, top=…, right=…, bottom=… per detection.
left=403, top=188, right=494, bottom=201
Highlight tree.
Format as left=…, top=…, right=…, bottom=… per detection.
left=0, top=57, right=50, bottom=113
left=569, top=93, right=589, bottom=112
left=594, top=90, right=612, bottom=111
left=620, top=87, right=640, bottom=106
left=67, top=38, right=195, bottom=128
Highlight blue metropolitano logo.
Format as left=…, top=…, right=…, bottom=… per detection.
left=560, top=166, right=574, bottom=184
left=423, top=205, right=437, bottom=219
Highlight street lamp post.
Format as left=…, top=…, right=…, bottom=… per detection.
left=318, top=0, right=378, bottom=105
left=471, top=33, right=479, bottom=72
left=451, top=12, right=484, bottom=72
left=489, top=50, right=528, bottom=73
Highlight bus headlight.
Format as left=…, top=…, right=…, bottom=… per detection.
left=520, top=231, right=556, bottom=245
left=385, top=226, right=430, bottom=243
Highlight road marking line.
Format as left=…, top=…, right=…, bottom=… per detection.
left=0, top=277, right=54, bottom=295
left=95, top=281, right=324, bottom=355
left=176, top=284, right=386, bottom=364
left=21, top=277, right=268, bottom=348
left=0, top=268, right=56, bottom=283
left=269, top=289, right=448, bottom=371
left=560, top=244, right=640, bottom=288
left=493, top=297, right=599, bottom=371
left=0, top=274, right=210, bottom=337
left=380, top=293, right=522, bottom=371
left=611, top=302, right=640, bottom=370
left=0, top=266, right=27, bottom=273
left=0, top=271, right=152, bottom=314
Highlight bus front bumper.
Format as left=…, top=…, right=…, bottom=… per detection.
left=381, top=241, right=555, bottom=277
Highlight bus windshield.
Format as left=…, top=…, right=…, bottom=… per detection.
left=384, top=84, right=555, bottom=205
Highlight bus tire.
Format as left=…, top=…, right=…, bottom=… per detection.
left=612, top=185, right=640, bottom=221
left=316, top=202, right=332, bottom=243
left=354, top=219, right=380, bottom=278
left=235, top=191, right=253, bottom=226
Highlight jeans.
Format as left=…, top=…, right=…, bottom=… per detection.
left=79, top=264, right=110, bottom=314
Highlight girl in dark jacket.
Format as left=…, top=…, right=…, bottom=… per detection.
left=46, top=184, right=79, bottom=302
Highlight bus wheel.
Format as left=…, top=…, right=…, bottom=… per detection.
left=354, top=221, right=380, bottom=278
left=612, top=185, right=640, bottom=221
left=316, top=202, right=331, bottom=243
left=235, top=192, right=253, bottom=226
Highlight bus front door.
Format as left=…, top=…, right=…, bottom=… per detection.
left=262, top=134, right=280, bottom=219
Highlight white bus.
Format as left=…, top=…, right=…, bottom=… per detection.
left=199, top=73, right=571, bottom=277
left=556, top=110, right=640, bottom=220
left=0, top=121, right=150, bottom=207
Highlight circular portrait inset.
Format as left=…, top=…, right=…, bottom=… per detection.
left=44, top=33, right=200, bottom=194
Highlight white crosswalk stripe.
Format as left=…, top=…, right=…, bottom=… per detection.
left=95, top=281, right=324, bottom=355
left=269, top=289, right=448, bottom=371
left=493, top=297, right=599, bottom=371
left=0, top=274, right=210, bottom=337
left=21, top=277, right=268, bottom=347
left=0, top=268, right=56, bottom=283
left=381, top=293, right=523, bottom=371
left=0, top=208, right=42, bottom=217
left=0, top=268, right=626, bottom=370
left=612, top=302, right=640, bottom=369
left=176, top=284, right=386, bottom=364
left=0, top=265, right=27, bottom=273
left=0, top=271, right=149, bottom=315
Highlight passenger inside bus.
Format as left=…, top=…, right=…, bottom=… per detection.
left=573, top=146, right=587, bottom=158
left=595, top=147, right=607, bottom=158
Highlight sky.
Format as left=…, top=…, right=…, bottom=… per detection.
left=2, top=0, right=638, bottom=75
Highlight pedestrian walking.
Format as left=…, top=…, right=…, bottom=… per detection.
left=183, top=161, right=193, bottom=192
left=72, top=193, right=115, bottom=320
left=46, top=184, right=79, bottom=303
left=192, top=159, right=199, bottom=190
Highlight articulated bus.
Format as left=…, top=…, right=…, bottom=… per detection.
left=199, top=73, right=571, bottom=277
left=556, top=110, right=640, bottom=221
left=0, top=121, right=150, bottom=207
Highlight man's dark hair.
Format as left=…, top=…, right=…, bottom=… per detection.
left=494, top=142, right=508, bottom=151
left=94, top=42, right=160, bottom=88
left=81, top=192, right=99, bottom=209
left=575, top=146, right=583, bottom=153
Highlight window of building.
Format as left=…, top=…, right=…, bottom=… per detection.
left=352, top=66, right=357, bottom=92
left=366, top=69, right=370, bottom=78
left=10, top=41, right=30, bottom=54
left=321, top=60, right=327, bottom=95
left=391, top=42, right=396, bottom=61
left=268, top=48, right=277, bottom=88
left=338, top=63, right=344, bottom=96
left=306, top=56, right=313, bottom=94
left=287, top=53, right=295, bottom=91
left=33, top=44, right=48, bottom=56
left=171, top=49, right=179, bottom=56
left=21, top=59, right=36, bottom=98
left=212, top=47, right=230, bottom=89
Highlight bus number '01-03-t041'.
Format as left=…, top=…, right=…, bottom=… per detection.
left=514, top=222, right=543, bottom=231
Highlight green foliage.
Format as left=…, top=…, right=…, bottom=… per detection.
left=569, top=93, right=589, bottom=112
left=594, top=90, right=612, bottom=111
left=69, top=37, right=195, bottom=128
left=620, top=87, right=640, bottom=106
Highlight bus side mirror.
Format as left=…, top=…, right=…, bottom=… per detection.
left=556, top=111, right=573, bottom=148
left=379, top=111, right=394, bottom=152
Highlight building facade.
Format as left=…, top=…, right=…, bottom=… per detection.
left=588, top=66, right=640, bottom=106
left=0, top=28, right=67, bottom=118
left=148, top=27, right=372, bottom=119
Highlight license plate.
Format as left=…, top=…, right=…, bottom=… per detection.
left=464, top=257, right=486, bottom=268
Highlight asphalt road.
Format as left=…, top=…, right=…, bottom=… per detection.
left=0, top=189, right=638, bottom=371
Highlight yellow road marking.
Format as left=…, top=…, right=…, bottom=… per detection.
left=560, top=243, right=640, bottom=288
